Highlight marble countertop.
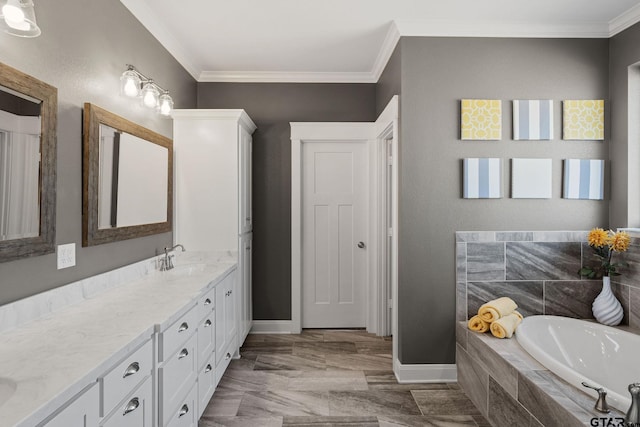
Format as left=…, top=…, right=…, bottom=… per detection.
left=0, top=252, right=237, bottom=427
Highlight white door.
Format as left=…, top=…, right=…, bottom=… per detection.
left=301, top=141, right=368, bottom=328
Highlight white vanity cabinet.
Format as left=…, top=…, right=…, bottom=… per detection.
left=158, top=307, right=198, bottom=426
left=41, top=383, right=99, bottom=427
left=173, top=109, right=254, bottom=348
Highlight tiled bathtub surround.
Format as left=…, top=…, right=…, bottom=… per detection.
left=456, top=231, right=639, bottom=327
left=456, top=230, right=640, bottom=426
left=456, top=323, right=625, bottom=426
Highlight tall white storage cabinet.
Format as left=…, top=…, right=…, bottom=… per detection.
left=172, top=110, right=255, bottom=346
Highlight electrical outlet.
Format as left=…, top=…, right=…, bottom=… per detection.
left=57, top=243, right=76, bottom=269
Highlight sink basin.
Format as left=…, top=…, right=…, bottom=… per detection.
left=0, top=378, right=17, bottom=407
left=162, top=263, right=207, bottom=278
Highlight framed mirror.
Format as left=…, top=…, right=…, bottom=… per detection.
left=0, top=62, right=57, bottom=263
left=83, top=103, right=172, bottom=246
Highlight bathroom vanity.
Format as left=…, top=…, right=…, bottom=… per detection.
left=0, top=252, right=241, bottom=427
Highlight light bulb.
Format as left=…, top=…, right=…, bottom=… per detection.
left=141, top=82, right=159, bottom=108
left=123, top=78, right=139, bottom=97
left=120, top=68, right=141, bottom=98
left=2, top=3, right=25, bottom=24
left=158, top=92, right=173, bottom=116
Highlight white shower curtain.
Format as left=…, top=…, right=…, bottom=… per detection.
left=0, top=127, right=41, bottom=241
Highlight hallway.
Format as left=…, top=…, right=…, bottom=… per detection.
left=199, top=330, right=488, bottom=426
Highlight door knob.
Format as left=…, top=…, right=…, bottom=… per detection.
left=357, top=242, right=366, bottom=249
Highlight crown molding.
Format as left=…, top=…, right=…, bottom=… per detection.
left=121, top=0, right=640, bottom=84
left=394, top=19, right=610, bottom=39
left=119, top=0, right=201, bottom=80
left=609, top=3, right=640, bottom=36
left=198, top=70, right=376, bottom=83
left=370, top=22, right=402, bottom=82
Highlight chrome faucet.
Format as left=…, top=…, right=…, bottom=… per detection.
left=582, top=382, right=610, bottom=413
left=160, top=244, right=186, bottom=271
left=626, top=383, right=640, bottom=427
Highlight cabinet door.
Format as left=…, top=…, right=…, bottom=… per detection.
left=225, top=271, right=237, bottom=344
left=43, top=383, right=99, bottom=427
left=214, top=277, right=227, bottom=365
left=239, top=127, right=252, bottom=234
left=238, top=233, right=252, bottom=343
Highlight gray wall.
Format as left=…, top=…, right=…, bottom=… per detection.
left=0, top=0, right=196, bottom=305
left=609, top=23, right=640, bottom=229
left=395, top=37, right=609, bottom=364
left=197, top=83, right=376, bottom=319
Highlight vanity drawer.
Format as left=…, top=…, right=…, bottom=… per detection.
left=159, top=333, right=197, bottom=423
left=101, top=376, right=152, bottom=427
left=166, top=385, right=197, bottom=427
left=197, top=352, right=216, bottom=419
left=197, top=286, right=215, bottom=321
left=100, top=339, right=153, bottom=417
left=160, top=305, right=197, bottom=361
left=197, top=313, right=215, bottom=368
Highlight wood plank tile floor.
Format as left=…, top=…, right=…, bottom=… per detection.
left=199, top=330, right=489, bottom=427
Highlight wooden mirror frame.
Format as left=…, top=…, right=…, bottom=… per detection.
left=0, top=62, right=57, bottom=263
left=82, top=103, right=173, bottom=246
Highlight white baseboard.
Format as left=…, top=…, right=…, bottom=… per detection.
left=394, top=359, right=457, bottom=383
left=250, top=320, right=293, bottom=334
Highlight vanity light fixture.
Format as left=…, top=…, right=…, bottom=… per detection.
left=0, top=0, right=41, bottom=37
left=120, top=64, right=174, bottom=116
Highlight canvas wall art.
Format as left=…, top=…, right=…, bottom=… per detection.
left=513, top=100, right=553, bottom=140
left=563, top=159, right=604, bottom=200
left=463, top=158, right=502, bottom=199
left=461, top=99, right=502, bottom=140
left=562, top=100, right=604, bottom=140
left=511, top=158, right=553, bottom=199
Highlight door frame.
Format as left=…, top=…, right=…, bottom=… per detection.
left=290, top=95, right=399, bottom=340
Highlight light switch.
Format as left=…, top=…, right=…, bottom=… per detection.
left=57, top=243, right=76, bottom=269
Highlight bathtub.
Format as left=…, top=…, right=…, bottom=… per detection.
left=515, top=315, right=640, bottom=412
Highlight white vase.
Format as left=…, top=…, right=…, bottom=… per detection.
left=592, top=276, right=624, bottom=326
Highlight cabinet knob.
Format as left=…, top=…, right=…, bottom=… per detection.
left=225, top=352, right=231, bottom=360
left=205, top=364, right=212, bottom=373
left=179, top=404, right=189, bottom=418
left=178, top=348, right=189, bottom=359
left=204, top=298, right=211, bottom=305
left=122, top=361, right=140, bottom=378
left=178, top=322, right=189, bottom=332
left=123, top=397, right=140, bottom=416
left=204, top=319, right=212, bottom=328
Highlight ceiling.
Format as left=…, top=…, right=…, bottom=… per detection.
left=120, top=0, right=640, bottom=83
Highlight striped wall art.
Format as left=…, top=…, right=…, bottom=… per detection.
left=513, top=100, right=553, bottom=140
left=563, top=159, right=604, bottom=200
left=463, top=158, right=502, bottom=199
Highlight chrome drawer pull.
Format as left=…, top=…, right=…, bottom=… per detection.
left=122, top=361, right=140, bottom=378
left=123, top=397, right=139, bottom=416
left=204, top=319, right=212, bottom=328
left=178, top=322, right=189, bottom=332
left=178, top=348, right=189, bottom=359
left=179, top=404, right=189, bottom=418
left=205, top=364, right=212, bottom=373
left=204, top=298, right=211, bottom=305
left=225, top=352, right=231, bottom=360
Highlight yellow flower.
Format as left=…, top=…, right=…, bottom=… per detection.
left=608, top=231, right=631, bottom=252
left=588, top=228, right=609, bottom=248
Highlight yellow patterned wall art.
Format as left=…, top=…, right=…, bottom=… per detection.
left=562, top=100, right=604, bottom=140
left=461, top=99, right=502, bottom=140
